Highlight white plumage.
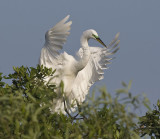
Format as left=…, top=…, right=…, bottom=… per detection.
left=39, top=15, right=120, bottom=114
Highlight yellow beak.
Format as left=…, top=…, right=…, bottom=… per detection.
left=96, top=38, right=107, bottom=48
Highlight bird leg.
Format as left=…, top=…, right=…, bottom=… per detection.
left=63, top=97, right=85, bottom=121
left=75, top=100, right=87, bottom=120
left=63, top=96, right=73, bottom=118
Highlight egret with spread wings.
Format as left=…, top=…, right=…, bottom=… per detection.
left=39, top=15, right=120, bottom=114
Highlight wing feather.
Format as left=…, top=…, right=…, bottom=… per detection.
left=72, top=33, right=120, bottom=103
left=39, top=15, right=72, bottom=70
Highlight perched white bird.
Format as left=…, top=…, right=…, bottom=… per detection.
left=39, top=15, right=120, bottom=114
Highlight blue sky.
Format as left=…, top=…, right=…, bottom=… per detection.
left=0, top=1, right=160, bottom=111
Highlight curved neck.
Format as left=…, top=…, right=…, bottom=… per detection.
left=80, top=35, right=89, bottom=49
left=75, top=35, right=91, bottom=72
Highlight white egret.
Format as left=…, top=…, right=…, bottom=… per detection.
left=39, top=15, right=120, bottom=114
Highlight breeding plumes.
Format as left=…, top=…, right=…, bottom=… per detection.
left=39, top=15, right=120, bottom=114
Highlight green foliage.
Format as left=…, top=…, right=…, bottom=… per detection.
left=0, top=65, right=158, bottom=138
left=137, top=100, right=160, bottom=138
left=0, top=65, right=57, bottom=138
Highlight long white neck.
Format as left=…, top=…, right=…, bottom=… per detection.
left=75, top=35, right=91, bottom=71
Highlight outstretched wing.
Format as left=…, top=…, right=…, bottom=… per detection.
left=72, top=33, right=120, bottom=103
left=39, top=15, right=72, bottom=70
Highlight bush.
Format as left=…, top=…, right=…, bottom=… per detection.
left=0, top=65, right=158, bottom=138
left=137, top=100, right=160, bottom=138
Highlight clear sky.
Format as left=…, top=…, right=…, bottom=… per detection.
left=0, top=1, right=160, bottom=111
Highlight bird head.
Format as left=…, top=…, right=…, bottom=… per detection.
left=84, top=29, right=107, bottom=48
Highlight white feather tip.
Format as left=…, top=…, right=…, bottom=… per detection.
left=115, top=32, right=120, bottom=39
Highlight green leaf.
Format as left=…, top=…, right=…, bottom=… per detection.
left=127, top=80, right=132, bottom=90
left=122, top=81, right=127, bottom=87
